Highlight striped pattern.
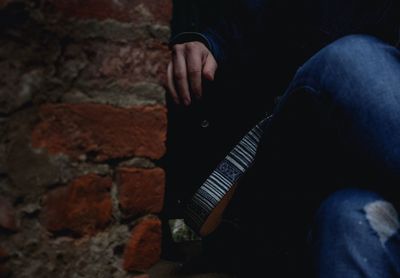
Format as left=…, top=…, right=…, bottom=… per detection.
left=184, top=114, right=272, bottom=233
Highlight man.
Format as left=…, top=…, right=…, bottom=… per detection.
left=167, top=0, right=400, bottom=277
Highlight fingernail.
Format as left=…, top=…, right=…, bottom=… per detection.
left=184, top=99, right=191, bottom=106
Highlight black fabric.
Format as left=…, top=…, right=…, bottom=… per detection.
left=163, top=0, right=400, bottom=218
left=163, top=2, right=400, bottom=276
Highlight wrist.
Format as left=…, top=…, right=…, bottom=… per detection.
left=169, top=32, right=212, bottom=50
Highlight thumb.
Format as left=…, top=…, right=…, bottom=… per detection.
left=202, top=54, right=218, bottom=81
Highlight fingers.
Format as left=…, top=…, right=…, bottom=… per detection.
left=167, top=62, right=179, bottom=104
left=173, top=45, right=191, bottom=106
left=168, top=42, right=218, bottom=106
left=203, top=53, right=218, bottom=81
left=187, top=47, right=203, bottom=99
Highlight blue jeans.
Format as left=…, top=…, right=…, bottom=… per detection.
left=312, top=188, right=400, bottom=278
left=285, top=35, right=400, bottom=277
left=239, top=35, right=400, bottom=277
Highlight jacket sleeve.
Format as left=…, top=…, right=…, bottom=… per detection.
left=169, top=0, right=261, bottom=65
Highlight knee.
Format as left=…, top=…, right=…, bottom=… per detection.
left=316, top=189, right=380, bottom=233
left=290, top=34, right=397, bottom=104
left=317, top=35, right=387, bottom=68
left=325, top=34, right=382, bottom=54
left=315, top=189, right=400, bottom=245
left=364, top=199, right=400, bottom=245
left=297, top=35, right=392, bottom=81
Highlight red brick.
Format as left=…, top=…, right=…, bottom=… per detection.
left=47, top=0, right=172, bottom=24
left=123, top=217, right=161, bottom=272
left=0, top=0, right=10, bottom=8
left=132, top=275, right=149, bottom=278
left=0, top=247, right=10, bottom=276
left=0, top=265, right=9, bottom=277
left=31, top=104, right=167, bottom=161
left=117, top=168, right=165, bottom=217
left=40, top=174, right=112, bottom=237
left=0, top=0, right=12, bottom=8
left=86, top=40, right=169, bottom=85
left=0, top=248, right=7, bottom=261
left=0, top=197, right=17, bottom=232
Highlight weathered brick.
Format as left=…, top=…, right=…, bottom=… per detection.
left=0, top=247, right=9, bottom=277
left=0, top=264, right=9, bottom=277
left=31, top=104, right=167, bottom=161
left=0, top=197, right=17, bottom=231
left=132, top=274, right=149, bottom=278
left=81, top=40, right=169, bottom=85
left=53, top=40, right=169, bottom=90
left=63, top=82, right=166, bottom=108
left=0, top=247, right=7, bottom=261
left=0, top=0, right=10, bottom=9
left=40, top=174, right=112, bottom=237
left=117, top=167, right=165, bottom=217
left=47, top=0, right=172, bottom=24
left=123, top=217, right=161, bottom=272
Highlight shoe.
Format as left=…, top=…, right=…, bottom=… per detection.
left=184, top=114, right=272, bottom=236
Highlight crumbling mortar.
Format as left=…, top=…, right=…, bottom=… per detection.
left=40, top=17, right=171, bottom=44
left=62, top=82, right=166, bottom=108
left=3, top=220, right=132, bottom=278
left=111, top=181, right=123, bottom=223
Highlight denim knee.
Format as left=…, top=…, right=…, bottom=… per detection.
left=293, top=34, right=397, bottom=91
left=315, top=189, right=400, bottom=246
left=316, top=189, right=381, bottom=227
left=286, top=34, right=400, bottom=116
left=301, top=34, right=390, bottom=73
left=316, top=34, right=389, bottom=64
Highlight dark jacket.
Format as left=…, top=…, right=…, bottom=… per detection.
left=164, top=0, right=400, bottom=217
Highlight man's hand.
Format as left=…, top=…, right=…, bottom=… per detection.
left=167, top=41, right=218, bottom=106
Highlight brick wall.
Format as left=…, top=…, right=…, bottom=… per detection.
left=0, top=0, right=171, bottom=277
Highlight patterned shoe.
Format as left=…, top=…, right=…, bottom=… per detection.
left=184, top=114, right=272, bottom=236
